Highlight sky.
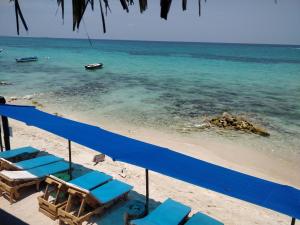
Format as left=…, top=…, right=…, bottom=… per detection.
left=0, top=0, right=299, bottom=45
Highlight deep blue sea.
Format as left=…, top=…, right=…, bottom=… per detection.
left=0, top=36, right=300, bottom=159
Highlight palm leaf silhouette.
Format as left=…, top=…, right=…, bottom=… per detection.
left=11, top=0, right=208, bottom=34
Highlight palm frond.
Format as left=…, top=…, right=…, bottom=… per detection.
left=57, top=0, right=64, bottom=20
left=182, top=0, right=187, bottom=11
left=12, top=0, right=28, bottom=35
left=160, top=0, right=172, bottom=20
left=139, top=0, right=147, bottom=13
left=12, top=0, right=210, bottom=35
left=119, top=0, right=129, bottom=12
left=99, top=0, right=106, bottom=33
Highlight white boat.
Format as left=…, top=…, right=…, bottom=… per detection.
left=85, top=63, right=103, bottom=70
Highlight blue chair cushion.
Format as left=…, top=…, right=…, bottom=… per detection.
left=91, top=179, right=133, bottom=204
left=131, top=198, right=191, bottom=225
left=28, top=161, right=69, bottom=178
left=15, top=155, right=63, bottom=170
left=69, top=171, right=112, bottom=190
left=0, top=146, right=39, bottom=159
left=185, top=212, right=224, bottom=225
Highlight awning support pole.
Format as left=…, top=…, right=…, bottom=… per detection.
left=145, top=169, right=149, bottom=216
left=0, top=124, right=3, bottom=152
left=0, top=96, right=11, bottom=151
left=291, top=218, right=296, bottom=225
left=68, top=140, right=73, bottom=180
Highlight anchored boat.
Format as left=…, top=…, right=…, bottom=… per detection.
left=16, top=56, right=38, bottom=63
left=85, top=63, right=103, bottom=70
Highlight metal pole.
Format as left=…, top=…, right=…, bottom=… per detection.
left=291, top=218, right=296, bottom=225
left=68, top=140, right=73, bottom=180
left=0, top=96, right=10, bottom=150
left=145, top=169, right=149, bottom=215
left=0, top=124, right=3, bottom=152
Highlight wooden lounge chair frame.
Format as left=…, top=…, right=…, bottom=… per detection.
left=38, top=176, right=70, bottom=220
left=0, top=158, right=23, bottom=171
left=0, top=162, right=69, bottom=204
left=38, top=171, right=113, bottom=220
left=58, top=185, right=129, bottom=225
left=0, top=174, right=43, bottom=204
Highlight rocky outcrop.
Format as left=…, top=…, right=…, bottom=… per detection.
left=8, top=96, right=18, bottom=102
left=210, top=112, right=270, bottom=137
left=31, top=100, right=44, bottom=108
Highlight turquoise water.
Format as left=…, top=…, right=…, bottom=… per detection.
left=1, top=36, right=300, bottom=158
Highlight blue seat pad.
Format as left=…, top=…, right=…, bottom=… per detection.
left=0, top=146, right=39, bottom=159
left=131, top=198, right=191, bottom=225
left=91, top=179, right=133, bottom=204
left=15, top=155, right=63, bottom=170
left=185, top=212, right=224, bottom=225
left=69, top=171, right=112, bottom=190
left=28, top=161, right=69, bottom=178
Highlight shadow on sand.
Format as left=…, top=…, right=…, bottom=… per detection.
left=4, top=160, right=160, bottom=225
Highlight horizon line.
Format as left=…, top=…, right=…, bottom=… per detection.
left=1, top=35, right=300, bottom=47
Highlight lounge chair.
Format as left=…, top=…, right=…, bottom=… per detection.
left=58, top=179, right=133, bottom=225
left=130, top=198, right=191, bottom=225
left=0, top=161, right=69, bottom=203
left=38, top=170, right=112, bottom=220
left=0, top=146, right=40, bottom=168
left=0, top=155, right=63, bottom=171
left=184, top=212, right=224, bottom=225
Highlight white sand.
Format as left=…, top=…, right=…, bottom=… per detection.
left=1, top=106, right=299, bottom=225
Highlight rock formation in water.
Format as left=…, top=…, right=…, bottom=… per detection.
left=210, top=112, right=270, bottom=137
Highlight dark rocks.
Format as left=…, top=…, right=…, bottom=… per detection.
left=210, top=112, right=270, bottom=137
left=31, top=100, right=44, bottom=108
left=8, top=96, right=18, bottom=102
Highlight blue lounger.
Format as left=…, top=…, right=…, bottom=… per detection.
left=2, top=155, right=63, bottom=170
left=0, top=161, right=69, bottom=203
left=0, top=146, right=39, bottom=160
left=90, top=179, right=133, bottom=204
left=69, top=170, right=112, bottom=190
left=58, top=179, right=133, bottom=225
left=185, top=212, right=224, bottom=225
left=38, top=170, right=113, bottom=220
left=130, top=198, right=191, bottom=225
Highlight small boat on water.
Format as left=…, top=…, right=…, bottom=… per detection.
left=16, top=56, right=38, bottom=63
left=85, top=63, right=103, bottom=70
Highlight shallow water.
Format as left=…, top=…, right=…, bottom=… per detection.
left=0, top=36, right=300, bottom=160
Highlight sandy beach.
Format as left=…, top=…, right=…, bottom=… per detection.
left=1, top=100, right=299, bottom=225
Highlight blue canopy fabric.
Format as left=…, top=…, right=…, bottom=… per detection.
left=0, top=104, right=299, bottom=219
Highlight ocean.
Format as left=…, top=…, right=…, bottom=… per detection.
left=0, top=36, right=300, bottom=161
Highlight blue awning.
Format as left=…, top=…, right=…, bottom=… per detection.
left=0, top=104, right=299, bottom=219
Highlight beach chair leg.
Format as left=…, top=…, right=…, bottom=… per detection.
left=43, top=183, right=50, bottom=199
left=36, top=181, right=41, bottom=191
left=9, top=192, right=14, bottom=204
left=65, top=194, right=73, bottom=212
left=54, top=188, right=61, bottom=204
left=59, top=220, right=66, bottom=225
left=13, top=189, right=21, bottom=203
left=77, top=199, right=86, bottom=218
